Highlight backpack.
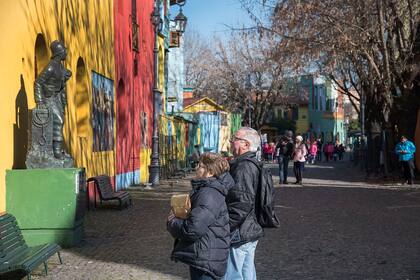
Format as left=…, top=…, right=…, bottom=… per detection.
left=246, top=158, right=280, bottom=228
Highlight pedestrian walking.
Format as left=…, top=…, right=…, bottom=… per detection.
left=293, top=135, right=307, bottom=185
left=269, top=141, right=276, bottom=163
left=276, top=135, right=294, bottom=184
left=333, top=143, right=339, bottom=161
left=167, top=152, right=234, bottom=280
left=189, top=144, right=201, bottom=168
left=338, top=144, right=345, bottom=160
left=395, top=135, right=416, bottom=185
left=223, top=127, right=264, bottom=280
left=316, top=138, right=323, bottom=161
left=308, top=140, right=318, bottom=164
left=262, top=142, right=270, bottom=162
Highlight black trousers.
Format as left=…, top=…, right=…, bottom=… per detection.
left=402, top=159, right=415, bottom=183
left=294, top=161, right=304, bottom=183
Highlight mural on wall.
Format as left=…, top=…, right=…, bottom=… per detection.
left=92, top=72, right=115, bottom=152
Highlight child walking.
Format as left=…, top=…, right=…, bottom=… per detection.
left=167, top=153, right=234, bottom=280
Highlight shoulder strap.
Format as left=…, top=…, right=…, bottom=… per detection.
left=244, top=158, right=262, bottom=171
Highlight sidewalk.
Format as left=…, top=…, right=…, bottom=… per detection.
left=29, top=160, right=418, bottom=279
left=269, top=159, right=420, bottom=190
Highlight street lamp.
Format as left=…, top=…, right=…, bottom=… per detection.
left=174, top=3, right=187, bottom=34
left=149, top=1, right=163, bottom=186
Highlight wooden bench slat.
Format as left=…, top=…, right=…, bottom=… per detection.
left=0, top=214, right=62, bottom=276
left=13, top=244, right=60, bottom=272
left=88, top=175, right=132, bottom=209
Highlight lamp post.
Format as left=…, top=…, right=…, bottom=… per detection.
left=149, top=0, right=187, bottom=186
left=149, top=1, right=163, bottom=186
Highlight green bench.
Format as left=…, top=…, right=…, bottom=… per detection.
left=87, top=175, right=132, bottom=210
left=0, top=214, right=62, bottom=280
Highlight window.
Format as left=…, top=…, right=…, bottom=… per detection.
left=141, top=112, right=148, bottom=147
left=131, top=0, right=139, bottom=52
left=170, top=31, right=180, bottom=48
left=292, top=105, right=299, bottom=120
left=133, top=58, right=138, bottom=76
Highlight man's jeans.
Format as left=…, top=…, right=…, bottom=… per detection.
left=402, top=159, right=415, bottom=183
left=223, top=241, right=258, bottom=280
left=278, top=155, right=289, bottom=183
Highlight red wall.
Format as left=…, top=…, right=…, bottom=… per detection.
left=114, top=0, right=154, bottom=186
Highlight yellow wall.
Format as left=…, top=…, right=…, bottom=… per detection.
left=0, top=0, right=115, bottom=212
left=296, top=106, right=309, bottom=134
left=140, top=148, right=151, bottom=183
left=158, top=35, right=165, bottom=113
left=184, top=100, right=222, bottom=113
left=219, top=114, right=231, bottom=152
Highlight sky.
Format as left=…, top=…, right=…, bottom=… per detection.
left=170, top=0, right=253, bottom=40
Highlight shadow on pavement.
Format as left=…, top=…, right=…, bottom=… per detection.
left=68, top=197, right=189, bottom=279
left=266, top=160, right=367, bottom=184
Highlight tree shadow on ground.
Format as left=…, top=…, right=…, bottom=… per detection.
left=266, top=159, right=367, bottom=184
left=65, top=197, right=189, bottom=279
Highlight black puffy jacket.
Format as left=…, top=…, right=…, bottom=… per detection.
left=226, top=152, right=264, bottom=246
left=167, top=172, right=234, bottom=279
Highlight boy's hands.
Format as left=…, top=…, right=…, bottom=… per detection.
left=167, top=210, right=175, bottom=222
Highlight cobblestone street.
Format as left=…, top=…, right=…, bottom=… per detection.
left=30, top=160, right=420, bottom=280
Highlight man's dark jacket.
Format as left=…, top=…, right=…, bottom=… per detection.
left=277, top=140, right=294, bottom=160
left=226, top=151, right=264, bottom=246
left=167, top=173, right=234, bottom=279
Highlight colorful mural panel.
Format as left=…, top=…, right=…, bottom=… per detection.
left=92, top=72, right=115, bottom=152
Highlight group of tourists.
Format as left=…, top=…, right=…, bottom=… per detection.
left=275, top=133, right=311, bottom=185
left=262, top=137, right=347, bottom=166
left=168, top=127, right=266, bottom=280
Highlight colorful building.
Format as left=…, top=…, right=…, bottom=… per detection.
left=0, top=0, right=159, bottom=213
left=114, top=0, right=154, bottom=188
left=262, top=76, right=310, bottom=140
left=183, top=97, right=242, bottom=153
left=308, top=76, right=345, bottom=143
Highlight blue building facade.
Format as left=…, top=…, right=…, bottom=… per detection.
left=308, top=75, right=345, bottom=143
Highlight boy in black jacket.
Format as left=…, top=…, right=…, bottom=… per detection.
left=167, top=153, right=234, bottom=280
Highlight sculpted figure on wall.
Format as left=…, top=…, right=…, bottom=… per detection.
left=26, top=40, right=74, bottom=168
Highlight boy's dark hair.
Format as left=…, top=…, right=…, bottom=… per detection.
left=199, top=153, right=229, bottom=177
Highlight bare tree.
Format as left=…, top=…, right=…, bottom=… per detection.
left=184, top=30, right=287, bottom=130
left=241, top=0, right=419, bottom=131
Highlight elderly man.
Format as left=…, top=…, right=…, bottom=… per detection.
left=223, top=127, right=264, bottom=280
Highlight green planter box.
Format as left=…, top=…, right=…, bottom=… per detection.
left=6, top=168, right=86, bottom=248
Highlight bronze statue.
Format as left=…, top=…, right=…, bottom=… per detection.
left=26, top=40, right=74, bottom=168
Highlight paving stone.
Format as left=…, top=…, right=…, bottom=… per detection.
left=29, top=160, right=420, bottom=279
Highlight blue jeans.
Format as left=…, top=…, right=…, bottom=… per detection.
left=278, top=156, right=289, bottom=183
left=223, top=241, right=258, bottom=280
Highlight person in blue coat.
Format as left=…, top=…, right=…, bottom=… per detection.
left=395, top=135, right=416, bottom=185
left=167, top=153, right=234, bottom=280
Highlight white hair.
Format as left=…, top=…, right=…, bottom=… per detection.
left=237, top=127, right=261, bottom=152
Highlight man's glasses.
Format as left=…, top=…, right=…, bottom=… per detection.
left=230, top=136, right=248, bottom=143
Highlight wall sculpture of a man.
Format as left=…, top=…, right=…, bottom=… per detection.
left=34, top=40, right=72, bottom=159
